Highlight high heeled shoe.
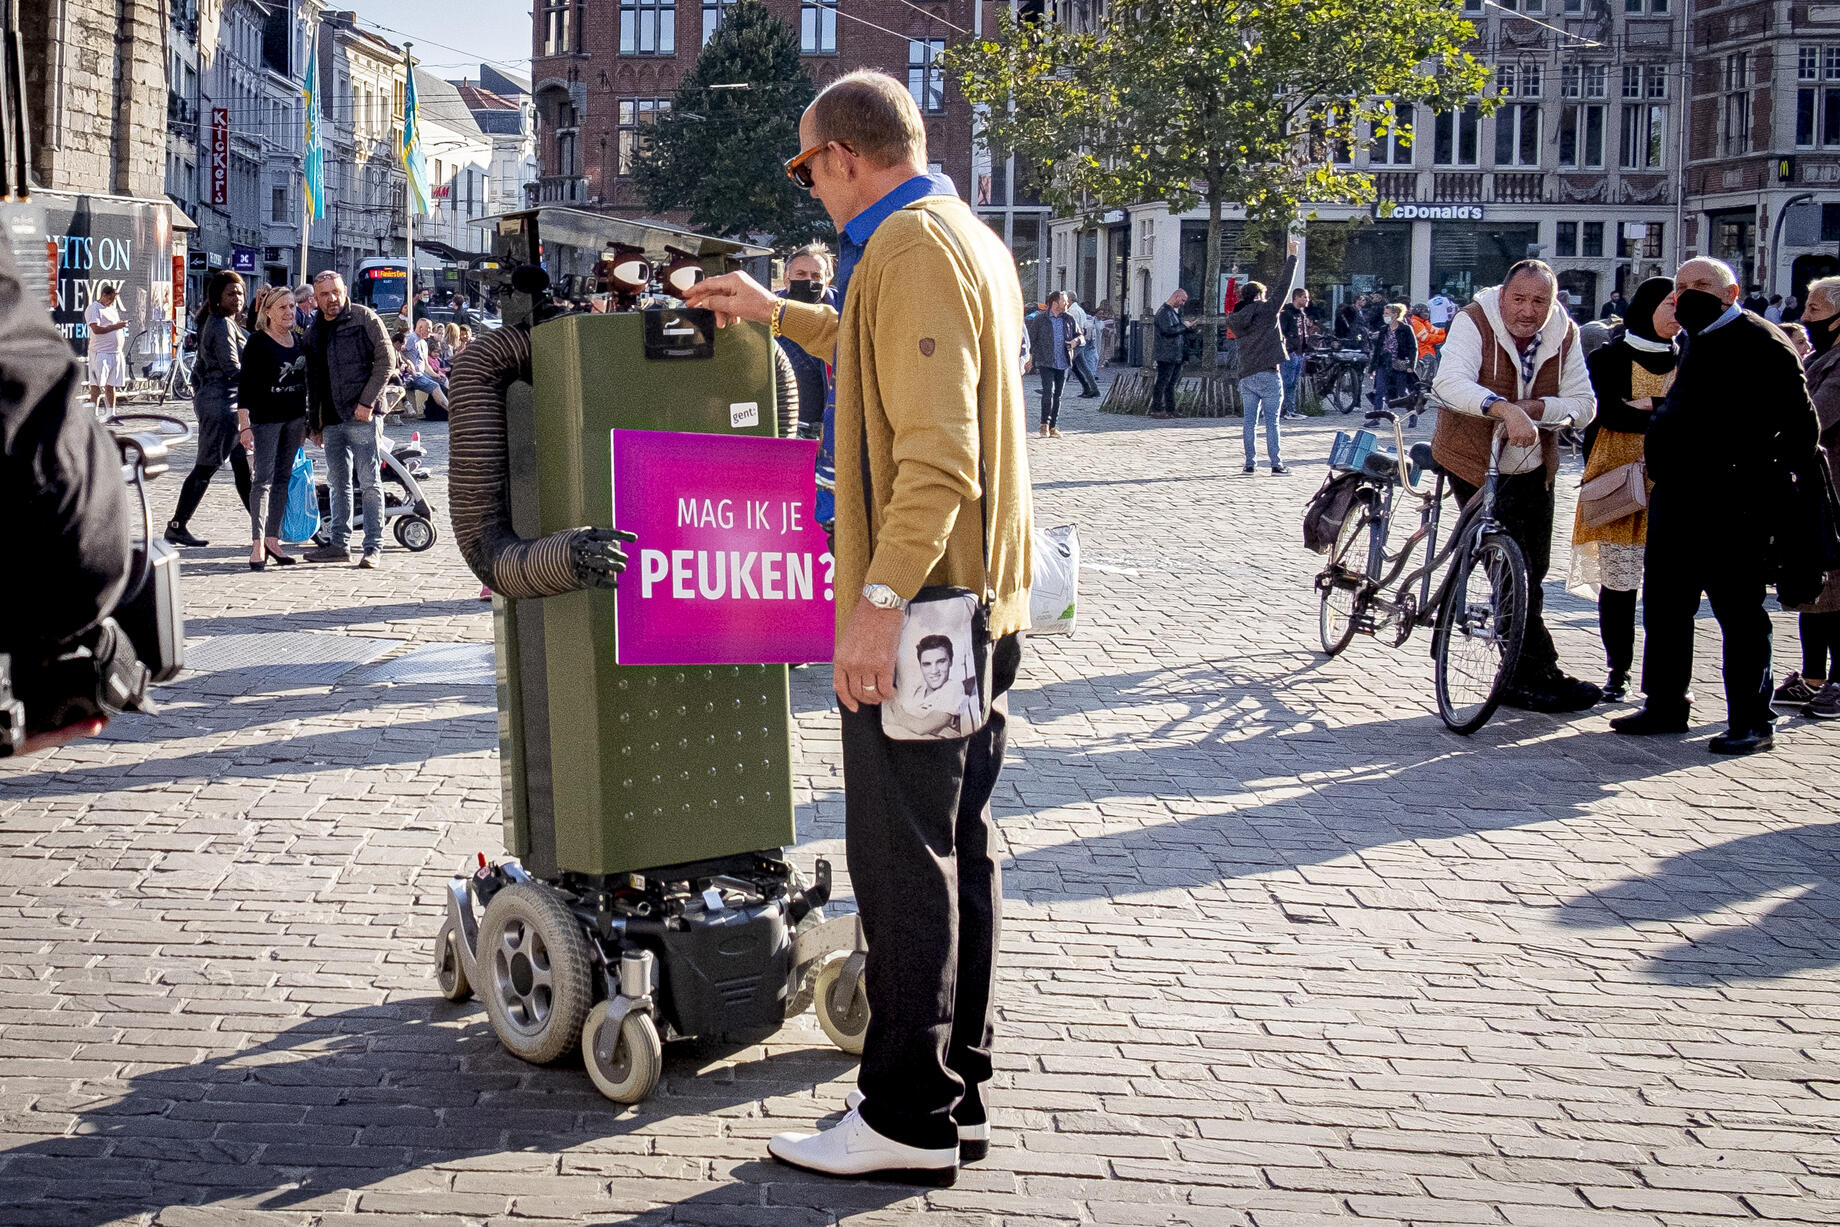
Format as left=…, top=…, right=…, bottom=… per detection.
left=265, top=547, right=297, bottom=566
left=248, top=557, right=266, bottom=571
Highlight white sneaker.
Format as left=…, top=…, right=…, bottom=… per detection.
left=768, top=1107, right=957, bottom=1184
left=845, top=1090, right=991, bottom=1162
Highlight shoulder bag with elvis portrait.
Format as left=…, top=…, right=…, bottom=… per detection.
left=860, top=208, right=996, bottom=743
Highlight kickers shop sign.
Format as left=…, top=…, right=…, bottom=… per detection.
left=1376, top=203, right=1486, bottom=221
left=610, top=430, right=834, bottom=666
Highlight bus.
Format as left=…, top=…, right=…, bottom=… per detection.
left=353, top=258, right=411, bottom=318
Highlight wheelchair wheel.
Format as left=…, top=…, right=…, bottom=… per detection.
left=433, top=921, right=472, bottom=1002
left=813, top=955, right=869, bottom=1056
left=581, top=1001, right=663, bottom=1104
left=1319, top=491, right=1376, bottom=657
left=1432, top=532, right=1528, bottom=735
left=478, top=883, right=594, bottom=1064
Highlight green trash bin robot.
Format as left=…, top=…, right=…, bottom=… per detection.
left=434, top=209, right=865, bottom=1103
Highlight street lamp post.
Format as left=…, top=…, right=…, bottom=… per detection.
left=1770, top=192, right=1816, bottom=298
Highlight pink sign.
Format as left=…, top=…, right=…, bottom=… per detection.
left=611, top=430, right=835, bottom=666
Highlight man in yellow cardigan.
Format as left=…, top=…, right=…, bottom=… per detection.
left=686, top=70, right=1032, bottom=1185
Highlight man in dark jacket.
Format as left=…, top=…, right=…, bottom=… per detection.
left=1150, top=288, right=1191, bottom=419
left=304, top=271, right=396, bottom=568
left=1023, top=291, right=1081, bottom=436
left=1612, top=258, right=1822, bottom=754
left=0, top=238, right=136, bottom=756
left=1278, top=287, right=1313, bottom=422
left=1225, top=239, right=1300, bottom=474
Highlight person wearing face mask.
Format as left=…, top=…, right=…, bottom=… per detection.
left=1611, top=259, right=1822, bottom=753
left=1568, top=278, right=1680, bottom=703
left=1431, top=259, right=1602, bottom=713
left=1771, top=276, right=1840, bottom=720
left=777, top=244, right=838, bottom=531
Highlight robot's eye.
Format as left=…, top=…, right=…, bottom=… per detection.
left=668, top=266, right=702, bottom=292
left=614, top=260, right=649, bottom=284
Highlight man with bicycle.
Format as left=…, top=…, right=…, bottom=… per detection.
left=1431, top=259, right=1602, bottom=713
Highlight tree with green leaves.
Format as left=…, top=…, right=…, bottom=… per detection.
left=943, top=0, right=1492, bottom=368
left=634, top=0, right=826, bottom=245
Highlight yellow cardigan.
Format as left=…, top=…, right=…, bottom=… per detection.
left=780, top=196, right=1034, bottom=639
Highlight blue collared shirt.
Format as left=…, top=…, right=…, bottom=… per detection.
left=1702, top=302, right=1743, bottom=334
left=833, top=171, right=960, bottom=313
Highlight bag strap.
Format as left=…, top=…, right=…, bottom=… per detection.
left=857, top=205, right=994, bottom=604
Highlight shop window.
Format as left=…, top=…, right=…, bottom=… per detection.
left=1555, top=220, right=1578, bottom=257
left=1433, top=106, right=1479, bottom=166
left=1582, top=221, right=1604, bottom=257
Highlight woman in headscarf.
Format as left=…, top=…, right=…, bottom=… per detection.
left=1570, top=276, right=1679, bottom=702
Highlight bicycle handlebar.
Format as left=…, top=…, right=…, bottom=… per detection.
left=1367, top=403, right=1576, bottom=498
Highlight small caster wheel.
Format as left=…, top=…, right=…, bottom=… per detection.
left=434, top=921, right=471, bottom=1001
left=813, top=955, right=869, bottom=1056
left=582, top=1001, right=662, bottom=1104
left=478, top=882, right=594, bottom=1064
left=394, top=514, right=437, bottom=552
left=786, top=962, right=818, bottom=1020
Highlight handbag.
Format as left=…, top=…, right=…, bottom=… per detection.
left=1579, top=459, right=1648, bottom=528
left=280, top=447, right=320, bottom=543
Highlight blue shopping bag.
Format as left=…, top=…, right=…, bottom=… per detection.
left=281, top=447, right=320, bottom=543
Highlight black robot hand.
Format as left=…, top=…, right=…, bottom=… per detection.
left=571, top=527, right=638, bottom=589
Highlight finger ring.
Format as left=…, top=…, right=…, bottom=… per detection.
left=863, top=683, right=878, bottom=692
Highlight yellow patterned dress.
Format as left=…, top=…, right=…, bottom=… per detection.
left=1569, top=364, right=1672, bottom=595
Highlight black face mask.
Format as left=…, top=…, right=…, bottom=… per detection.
left=1673, top=289, right=1728, bottom=335
left=1811, top=311, right=1840, bottom=355
left=786, top=279, right=824, bottom=304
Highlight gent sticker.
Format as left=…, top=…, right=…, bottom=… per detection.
left=730, top=401, right=760, bottom=429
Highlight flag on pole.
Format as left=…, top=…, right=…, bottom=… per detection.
left=302, top=41, right=324, bottom=220
left=400, top=60, right=430, bottom=216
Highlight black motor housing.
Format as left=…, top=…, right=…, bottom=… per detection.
left=654, top=898, right=791, bottom=1038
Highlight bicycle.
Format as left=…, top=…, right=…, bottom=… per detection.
left=1302, top=337, right=1369, bottom=415
left=1312, top=407, right=1568, bottom=734
left=157, top=345, right=196, bottom=405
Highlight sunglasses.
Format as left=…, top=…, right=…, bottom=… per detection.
left=784, top=140, right=853, bottom=189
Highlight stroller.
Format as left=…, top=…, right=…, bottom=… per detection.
left=312, top=430, right=440, bottom=552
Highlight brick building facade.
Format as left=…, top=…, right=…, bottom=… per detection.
left=17, top=0, right=168, bottom=199
left=528, top=0, right=986, bottom=233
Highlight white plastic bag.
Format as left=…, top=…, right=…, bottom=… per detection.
left=1026, top=523, right=1080, bottom=636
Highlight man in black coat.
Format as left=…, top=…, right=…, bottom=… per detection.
left=1612, top=258, right=1821, bottom=754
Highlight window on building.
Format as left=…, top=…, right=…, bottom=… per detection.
left=542, top=0, right=576, bottom=55
left=1495, top=104, right=1540, bottom=166
left=1370, top=102, right=1414, bottom=166
left=1625, top=0, right=1667, bottom=11
left=1823, top=203, right=1840, bottom=242
left=1582, top=220, right=1604, bottom=257
left=1619, top=103, right=1665, bottom=168
left=800, top=0, right=837, bottom=54
left=908, top=39, right=945, bottom=113
left=1433, top=105, right=1479, bottom=166
left=621, top=0, right=675, bottom=54
left=1564, top=0, right=1584, bottom=10
left=272, top=185, right=288, bottom=223
left=1555, top=220, right=1578, bottom=257
left=702, top=0, right=736, bottom=45
left=1802, top=46, right=1822, bottom=81
left=1616, top=221, right=1663, bottom=259
left=1498, top=64, right=1542, bottom=98
left=1724, top=53, right=1751, bottom=156
left=1798, top=49, right=1840, bottom=147
left=617, top=97, right=670, bottom=174
left=1559, top=104, right=1604, bottom=168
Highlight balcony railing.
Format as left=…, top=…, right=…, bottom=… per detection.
left=1492, top=172, right=1545, bottom=203
left=1372, top=171, right=1417, bottom=202
left=538, top=174, right=589, bottom=204
left=1433, top=172, right=1484, bottom=202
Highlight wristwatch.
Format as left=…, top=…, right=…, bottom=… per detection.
left=862, top=584, right=909, bottom=612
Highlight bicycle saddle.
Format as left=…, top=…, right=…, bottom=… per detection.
left=1408, top=441, right=1443, bottom=477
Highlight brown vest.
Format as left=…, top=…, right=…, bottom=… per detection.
left=1431, top=302, right=1573, bottom=488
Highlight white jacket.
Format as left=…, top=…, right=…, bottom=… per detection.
left=1432, top=287, right=1595, bottom=475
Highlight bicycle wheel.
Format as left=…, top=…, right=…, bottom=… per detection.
left=1319, top=489, right=1376, bottom=656
left=1331, top=365, right=1363, bottom=414
left=1432, top=531, right=1528, bottom=734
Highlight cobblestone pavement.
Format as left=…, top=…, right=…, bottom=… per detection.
left=2, top=386, right=1838, bottom=1227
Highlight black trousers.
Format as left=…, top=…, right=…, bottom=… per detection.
left=1804, top=610, right=1840, bottom=680
left=841, top=633, right=1021, bottom=1152
left=1447, top=469, right=1559, bottom=685
left=1152, top=360, right=1183, bottom=415
left=172, top=403, right=252, bottom=528
left=1037, top=367, right=1067, bottom=427
left=1641, top=501, right=1775, bottom=732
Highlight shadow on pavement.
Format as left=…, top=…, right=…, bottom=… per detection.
left=0, top=1003, right=907, bottom=1227
left=182, top=598, right=491, bottom=638
left=1555, top=820, right=1840, bottom=983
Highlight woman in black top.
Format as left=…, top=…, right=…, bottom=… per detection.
left=165, top=270, right=252, bottom=547
left=238, top=285, right=310, bottom=569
